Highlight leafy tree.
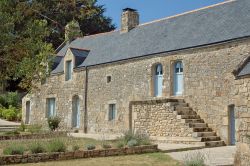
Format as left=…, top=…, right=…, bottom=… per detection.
left=0, top=0, right=115, bottom=90
left=0, top=0, right=54, bottom=90
left=32, top=0, right=116, bottom=48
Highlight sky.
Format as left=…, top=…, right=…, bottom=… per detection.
left=97, top=0, right=226, bottom=29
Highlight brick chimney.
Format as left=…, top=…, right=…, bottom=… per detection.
left=121, top=8, right=139, bottom=33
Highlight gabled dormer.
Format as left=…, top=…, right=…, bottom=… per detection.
left=51, top=47, right=89, bottom=78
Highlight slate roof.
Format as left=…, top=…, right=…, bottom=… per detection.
left=53, top=0, right=250, bottom=74
left=233, top=55, right=250, bottom=78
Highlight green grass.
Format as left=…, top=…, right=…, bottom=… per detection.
left=10, top=153, right=180, bottom=166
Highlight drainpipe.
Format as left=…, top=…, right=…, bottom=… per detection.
left=84, top=66, right=88, bottom=133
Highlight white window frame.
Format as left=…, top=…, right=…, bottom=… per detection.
left=46, top=98, right=56, bottom=118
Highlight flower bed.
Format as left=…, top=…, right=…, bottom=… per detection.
left=0, top=132, right=67, bottom=140
left=0, top=145, right=158, bottom=165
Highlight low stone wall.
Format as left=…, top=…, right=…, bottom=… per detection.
left=0, top=132, right=67, bottom=140
left=0, top=145, right=158, bottom=165
left=130, top=99, right=193, bottom=137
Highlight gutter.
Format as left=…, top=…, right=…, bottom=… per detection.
left=84, top=66, right=88, bottom=133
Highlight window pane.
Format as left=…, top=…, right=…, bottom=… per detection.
left=66, top=60, right=72, bottom=81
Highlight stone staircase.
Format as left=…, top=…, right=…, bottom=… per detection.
left=172, top=99, right=225, bottom=147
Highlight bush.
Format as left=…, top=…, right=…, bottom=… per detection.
left=183, top=152, right=206, bottom=166
left=73, top=145, right=80, bottom=151
left=27, top=124, right=42, bottom=134
left=0, top=92, right=20, bottom=108
left=2, top=106, right=17, bottom=121
left=1, top=106, right=21, bottom=121
left=115, top=141, right=125, bottom=148
left=3, top=145, right=25, bottom=155
left=85, top=144, right=96, bottom=150
left=47, top=139, right=66, bottom=152
left=19, top=121, right=26, bottom=132
left=102, top=143, right=112, bottom=149
left=30, top=142, right=45, bottom=154
left=127, top=139, right=139, bottom=147
left=47, top=116, right=61, bottom=131
left=121, top=130, right=151, bottom=146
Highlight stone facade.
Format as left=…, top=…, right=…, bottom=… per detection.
left=23, top=37, right=250, bottom=146
left=233, top=76, right=250, bottom=165
left=22, top=49, right=86, bottom=131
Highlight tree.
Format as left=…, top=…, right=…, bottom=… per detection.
left=0, top=0, right=54, bottom=90
left=0, top=0, right=115, bottom=90
left=32, top=0, right=116, bottom=48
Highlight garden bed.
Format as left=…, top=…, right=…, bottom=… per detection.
left=0, top=131, right=67, bottom=140
left=0, top=145, right=158, bottom=165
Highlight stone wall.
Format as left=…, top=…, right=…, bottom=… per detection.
left=0, top=145, right=158, bottom=165
left=131, top=100, right=192, bottom=137
left=233, top=77, right=250, bottom=166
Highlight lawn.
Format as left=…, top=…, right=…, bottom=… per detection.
left=10, top=153, right=180, bottom=166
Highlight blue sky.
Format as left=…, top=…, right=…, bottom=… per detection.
left=97, top=0, right=226, bottom=29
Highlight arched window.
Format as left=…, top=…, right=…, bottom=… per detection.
left=155, top=64, right=163, bottom=75
left=175, top=61, right=183, bottom=73
left=154, top=64, right=163, bottom=97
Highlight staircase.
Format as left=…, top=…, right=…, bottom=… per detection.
left=172, top=99, right=225, bottom=147
left=0, top=125, right=20, bottom=132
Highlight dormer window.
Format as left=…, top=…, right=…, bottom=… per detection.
left=65, top=60, right=72, bottom=81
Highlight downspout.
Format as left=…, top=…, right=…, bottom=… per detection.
left=84, top=66, right=88, bottom=133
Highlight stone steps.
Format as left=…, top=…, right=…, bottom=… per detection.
left=205, top=141, right=225, bottom=147
left=174, top=108, right=197, bottom=115
left=182, top=119, right=204, bottom=123
left=193, top=132, right=217, bottom=137
left=188, top=123, right=207, bottom=128
left=193, top=127, right=213, bottom=132
left=201, top=136, right=221, bottom=142
left=177, top=114, right=200, bottom=119
left=173, top=101, right=225, bottom=147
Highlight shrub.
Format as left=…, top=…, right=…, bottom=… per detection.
left=19, top=121, right=26, bottom=132
left=27, top=124, right=42, bottom=134
left=2, top=106, right=17, bottom=121
left=0, top=105, right=4, bottom=118
left=3, top=145, right=25, bottom=155
left=183, top=152, right=206, bottom=166
left=127, top=139, right=139, bottom=147
left=115, top=141, right=125, bottom=148
left=47, top=139, right=66, bottom=152
left=0, top=92, right=20, bottom=108
left=73, top=145, right=80, bottom=151
left=47, top=116, right=61, bottom=131
left=85, top=144, right=96, bottom=150
left=121, top=130, right=151, bottom=146
left=30, top=142, right=45, bottom=154
left=102, top=143, right=112, bottom=149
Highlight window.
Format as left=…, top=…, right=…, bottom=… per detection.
left=46, top=98, right=56, bottom=117
left=155, top=64, right=163, bottom=75
left=175, top=61, right=183, bottom=73
left=108, top=104, right=116, bottom=121
left=107, top=76, right=111, bottom=83
left=65, top=60, right=72, bottom=81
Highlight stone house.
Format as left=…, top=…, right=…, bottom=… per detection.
left=23, top=0, right=250, bottom=156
